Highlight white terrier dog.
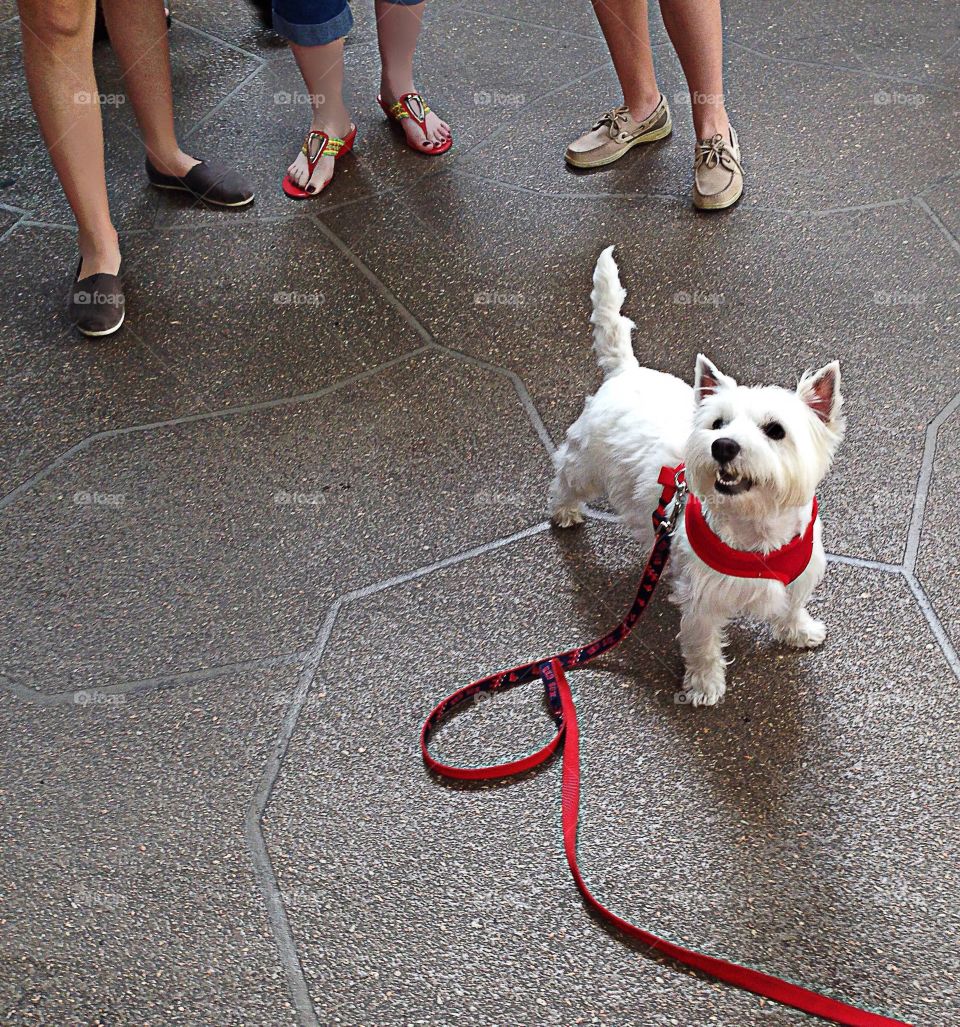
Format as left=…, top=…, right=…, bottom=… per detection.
left=549, top=247, right=845, bottom=706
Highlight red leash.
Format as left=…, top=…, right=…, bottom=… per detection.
left=421, top=473, right=911, bottom=1027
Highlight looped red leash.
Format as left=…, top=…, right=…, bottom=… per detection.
left=421, top=471, right=911, bottom=1027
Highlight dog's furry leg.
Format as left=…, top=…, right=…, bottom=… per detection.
left=678, top=607, right=728, bottom=706
left=771, top=592, right=827, bottom=648
left=770, top=566, right=827, bottom=648
left=549, top=444, right=593, bottom=527
left=548, top=474, right=585, bottom=527
left=773, top=608, right=827, bottom=648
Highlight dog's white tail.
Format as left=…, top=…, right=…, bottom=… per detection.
left=590, top=245, right=638, bottom=378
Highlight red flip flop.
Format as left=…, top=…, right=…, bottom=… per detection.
left=377, top=92, right=452, bottom=155
left=281, top=125, right=357, bottom=199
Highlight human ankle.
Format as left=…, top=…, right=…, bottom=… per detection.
left=78, top=225, right=118, bottom=256
left=694, top=107, right=730, bottom=142
left=146, top=146, right=199, bottom=178
left=77, top=228, right=120, bottom=276
left=311, top=104, right=352, bottom=135
left=380, top=72, right=415, bottom=103
left=626, top=91, right=662, bottom=122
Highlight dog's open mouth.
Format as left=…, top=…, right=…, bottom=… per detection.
left=715, top=467, right=753, bottom=495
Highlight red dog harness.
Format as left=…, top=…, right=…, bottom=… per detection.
left=658, top=463, right=818, bottom=585
left=421, top=467, right=911, bottom=1027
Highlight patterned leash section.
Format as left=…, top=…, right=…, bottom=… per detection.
left=420, top=477, right=912, bottom=1027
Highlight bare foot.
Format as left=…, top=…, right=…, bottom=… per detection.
left=286, top=115, right=354, bottom=194
left=380, top=88, right=450, bottom=152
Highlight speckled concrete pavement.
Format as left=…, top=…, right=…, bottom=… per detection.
left=1, top=2, right=958, bottom=1025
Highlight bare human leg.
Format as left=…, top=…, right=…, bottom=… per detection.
left=658, top=0, right=729, bottom=140
left=18, top=0, right=119, bottom=277
left=99, top=0, right=200, bottom=177
left=285, top=36, right=352, bottom=194
left=375, top=0, right=449, bottom=150
left=590, top=0, right=662, bottom=121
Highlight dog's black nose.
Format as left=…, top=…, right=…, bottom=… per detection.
left=711, top=437, right=741, bottom=464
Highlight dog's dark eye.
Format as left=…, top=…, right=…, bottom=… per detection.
left=711, top=418, right=725, bottom=430
left=763, top=422, right=786, bottom=440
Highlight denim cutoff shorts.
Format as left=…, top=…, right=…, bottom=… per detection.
left=273, top=0, right=423, bottom=46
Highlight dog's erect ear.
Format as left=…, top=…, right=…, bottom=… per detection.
left=798, top=361, right=842, bottom=425
left=694, top=354, right=735, bottom=404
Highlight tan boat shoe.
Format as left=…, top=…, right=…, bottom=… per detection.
left=565, top=95, right=672, bottom=169
left=692, top=126, right=743, bottom=210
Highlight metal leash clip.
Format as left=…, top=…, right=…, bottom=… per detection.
left=659, top=470, right=689, bottom=536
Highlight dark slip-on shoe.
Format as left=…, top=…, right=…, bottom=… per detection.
left=67, top=260, right=125, bottom=338
left=146, top=157, right=254, bottom=207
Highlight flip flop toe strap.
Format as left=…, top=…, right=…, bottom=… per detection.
left=300, top=130, right=349, bottom=173
left=386, top=92, right=431, bottom=133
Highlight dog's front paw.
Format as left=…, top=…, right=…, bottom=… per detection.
left=551, top=506, right=585, bottom=529
left=775, top=612, right=827, bottom=649
left=678, top=666, right=726, bottom=707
